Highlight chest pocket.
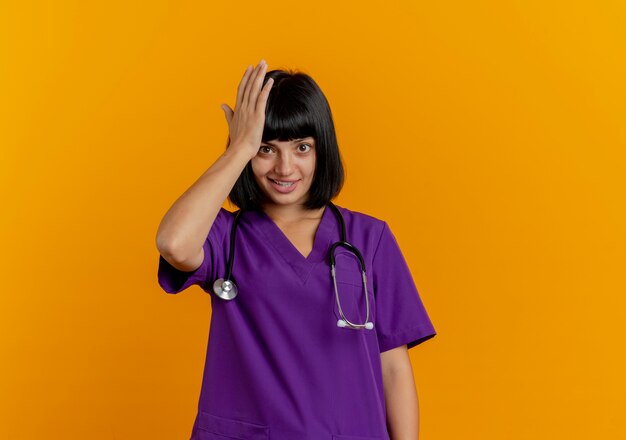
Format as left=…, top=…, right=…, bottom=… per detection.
left=332, top=267, right=375, bottom=326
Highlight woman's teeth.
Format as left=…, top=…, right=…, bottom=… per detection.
left=271, top=179, right=294, bottom=187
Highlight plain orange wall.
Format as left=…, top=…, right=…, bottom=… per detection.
left=1, top=1, right=625, bottom=439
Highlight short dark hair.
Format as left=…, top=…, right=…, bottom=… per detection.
left=227, top=69, right=345, bottom=211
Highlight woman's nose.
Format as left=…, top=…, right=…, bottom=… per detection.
left=274, top=155, right=294, bottom=175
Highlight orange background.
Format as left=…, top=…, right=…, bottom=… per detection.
left=1, top=1, right=625, bottom=438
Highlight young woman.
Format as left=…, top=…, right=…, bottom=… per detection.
left=156, top=59, right=436, bottom=440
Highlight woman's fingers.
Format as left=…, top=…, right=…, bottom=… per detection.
left=222, top=60, right=271, bottom=154
left=247, top=61, right=268, bottom=108
left=243, top=60, right=266, bottom=109
left=256, top=77, right=273, bottom=113
left=235, top=65, right=253, bottom=111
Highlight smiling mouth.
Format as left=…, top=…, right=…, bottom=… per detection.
left=268, top=178, right=299, bottom=186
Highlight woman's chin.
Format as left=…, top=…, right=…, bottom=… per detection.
left=263, top=191, right=308, bottom=207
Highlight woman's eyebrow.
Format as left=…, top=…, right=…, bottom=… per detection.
left=263, top=138, right=313, bottom=146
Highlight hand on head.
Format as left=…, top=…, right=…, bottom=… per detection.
left=221, top=59, right=274, bottom=160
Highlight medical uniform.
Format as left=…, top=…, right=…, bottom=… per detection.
left=158, top=204, right=436, bottom=440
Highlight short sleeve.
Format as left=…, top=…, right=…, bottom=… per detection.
left=157, top=207, right=232, bottom=295
left=372, top=221, right=436, bottom=352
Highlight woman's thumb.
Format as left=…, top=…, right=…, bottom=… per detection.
left=221, top=104, right=233, bottom=123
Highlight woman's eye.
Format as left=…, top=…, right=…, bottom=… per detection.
left=259, top=144, right=311, bottom=154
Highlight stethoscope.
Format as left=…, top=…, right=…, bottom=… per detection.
left=212, top=202, right=374, bottom=330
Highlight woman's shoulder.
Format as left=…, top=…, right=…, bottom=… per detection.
left=215, top=206, right=236, bottom=222
left=334, top=203, right=386, bottom=232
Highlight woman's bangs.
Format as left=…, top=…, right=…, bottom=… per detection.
left=262, top=100, right=316, bottom=143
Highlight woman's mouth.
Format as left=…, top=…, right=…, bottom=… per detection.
left=268, top=177, right=299, bottom=193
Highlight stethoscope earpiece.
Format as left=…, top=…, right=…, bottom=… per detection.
left=337, top=319, right=374, bottom=330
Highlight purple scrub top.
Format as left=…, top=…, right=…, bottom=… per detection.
left=158, top=204, right=436, bottom=440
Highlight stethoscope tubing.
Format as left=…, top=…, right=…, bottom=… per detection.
left=213, top=202, right=374, bottom=330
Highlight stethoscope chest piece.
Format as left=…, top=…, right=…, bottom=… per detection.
left=213, top=278, right=238, bottom=300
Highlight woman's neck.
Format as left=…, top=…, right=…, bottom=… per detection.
left=262, top=204, right=326, bottom=225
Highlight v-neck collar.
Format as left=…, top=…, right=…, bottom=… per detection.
left=252, top=205, right=336, bottom=284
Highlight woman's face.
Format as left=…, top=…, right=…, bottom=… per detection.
left=250, top=136, right=317, bottom=208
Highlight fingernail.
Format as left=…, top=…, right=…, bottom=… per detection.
left=260, top=59, right=266, bottom=65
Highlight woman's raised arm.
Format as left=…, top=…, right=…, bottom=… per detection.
left=156, top=59, right=273, bottom=270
